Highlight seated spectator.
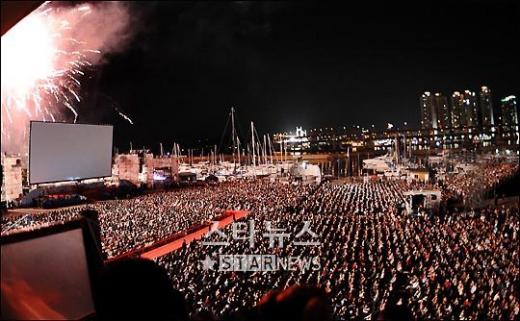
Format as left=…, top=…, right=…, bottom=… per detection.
left=255, top=285, right=331, bottom=321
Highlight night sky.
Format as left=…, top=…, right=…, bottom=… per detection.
left=76, top=0, right=519, bottom=152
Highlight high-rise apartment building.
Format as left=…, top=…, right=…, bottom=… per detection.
left=451, top=91, right=465, bottom=128
left=433, top=93, right=450, bottom=129
left=500, top=95, right=518, bottom=126
left=463, top=90, right=479, bottom=127
left=479, top=86, right=494, bottom=127
left=420, top=92, right=435, bottom=129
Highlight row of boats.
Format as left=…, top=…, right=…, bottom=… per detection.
left=178, top=160, right=321, bottom=183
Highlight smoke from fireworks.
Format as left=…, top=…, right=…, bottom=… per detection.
left=1, top=1, right=133, bottom=155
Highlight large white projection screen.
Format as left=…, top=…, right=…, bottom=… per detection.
left=29, top=122, right=113, bottom=184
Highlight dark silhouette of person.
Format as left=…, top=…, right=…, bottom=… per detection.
left=254, top=285, right=331, bottom=321
left=96, top=258, right=188, bottom=321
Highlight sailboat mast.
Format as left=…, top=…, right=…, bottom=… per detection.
left=267, top=134, right=273, bottom=164
left=251, top=121, right=256, bottom=168
left=246, top=145, right=250, bottom=166
left=263, top=134, right=267, bottom=165
left=284, top=140, right=288, bottom=164
left=256, top=140, right=260, bottom=166
left=279, top=136, right=283, bottom=164
left=237, top=138, right=241, bottom=166
left=231, top=107, right=237, bottom=169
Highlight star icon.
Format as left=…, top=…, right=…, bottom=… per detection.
left=200, top=255, right=217, bottom=270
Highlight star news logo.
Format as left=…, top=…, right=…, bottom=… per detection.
left=200, top=255, right=217, bottom=270
left=199, top=220, right=321, bottom=273
left=200, top=254, right=320, bottom=272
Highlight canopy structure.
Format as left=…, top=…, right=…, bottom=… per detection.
left=403, top=189, right=442, bottom=214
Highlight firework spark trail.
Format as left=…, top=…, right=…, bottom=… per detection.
left=1, top=2, right=132, bottom=154
left=115, top=109, right=134, bottom=125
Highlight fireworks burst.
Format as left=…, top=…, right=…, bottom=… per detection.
left=1, top=3, right=95, bottom=126
left=1, top=1, right=132, bottom=154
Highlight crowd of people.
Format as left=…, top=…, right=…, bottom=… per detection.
left=440, top=161, right=518, bottom=206
left=156, top=179, right=519, bottom=320
left=1, top=180, right=314, bottom=258
left=1, top=160, right=519, bottom=320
